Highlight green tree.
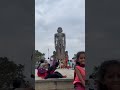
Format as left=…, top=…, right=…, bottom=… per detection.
left=72, top=54, right=77, bottom=59
left=34, top=50, right=45, bottom=62
left=0, top=57, right=25, bottom=88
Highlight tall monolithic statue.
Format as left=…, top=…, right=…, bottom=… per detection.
left=54, top=27, right=66, bottom=63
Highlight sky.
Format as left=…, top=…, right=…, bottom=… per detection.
left=35, top=0, right=85, bottom=60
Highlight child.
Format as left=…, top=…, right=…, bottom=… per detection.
left=97, top=60, right=120, bottom=90
left=73, top=51, right=85, bottom=90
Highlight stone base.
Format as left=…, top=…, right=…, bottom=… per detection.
left=35, top=79, right=74, bottom=90
left=35, top=69, right=74, bottom=90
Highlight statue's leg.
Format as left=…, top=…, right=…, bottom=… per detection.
left=56, top=46, right=60, bottom=60
left=61, top=46, right=65, bottom=67
left=60, top=44, right=62, bottom=55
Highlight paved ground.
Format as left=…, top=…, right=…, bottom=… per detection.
left=35, top=68, right=74, bottom=80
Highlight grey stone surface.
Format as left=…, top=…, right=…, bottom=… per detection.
left=35, top=79, right=74, bottom=90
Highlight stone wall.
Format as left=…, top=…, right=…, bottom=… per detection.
left=35, top=79, right=74, bottom=90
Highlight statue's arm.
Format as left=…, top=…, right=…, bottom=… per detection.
left=54, top=34, right=57, bottom=47
left=64, top=34, right=66, bottom=49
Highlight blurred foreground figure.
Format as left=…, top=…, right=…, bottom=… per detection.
left=97, top=60, right=120, bottom=90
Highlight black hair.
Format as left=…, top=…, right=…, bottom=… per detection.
left=55, top=62, right=59, bottom=67
left=76, top=51, right=85, bottom=66
left=40, top=59, right=44, bottom=63
left=97, top=60, right=120, bottom=90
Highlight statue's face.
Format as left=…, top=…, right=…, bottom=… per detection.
left=57, top=27, right=63, bottom=33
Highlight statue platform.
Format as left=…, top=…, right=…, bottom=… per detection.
left=35, top=69, right=74, bottom=90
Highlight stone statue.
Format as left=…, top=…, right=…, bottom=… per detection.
left=54, top=27, right=66, bottom=62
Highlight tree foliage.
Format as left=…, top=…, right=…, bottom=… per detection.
left=72, top=54, right=77, bottom=59
left=0, top=57, right=25, bottom=88
left=34, top=50, right=45, bottom=62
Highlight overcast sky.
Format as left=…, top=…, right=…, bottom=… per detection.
left=35, top=0, right=85, bottom=59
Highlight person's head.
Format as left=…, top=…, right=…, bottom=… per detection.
left=97, top=60, right=120, bottom=90
left=40, top=59, right=44, bottom=63
left=76, top=51, right=85, bottom=66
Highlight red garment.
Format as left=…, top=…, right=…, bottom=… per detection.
left=37, top=70, right=47, bottom=79
left=37, top=66, right=56, bottom=78
left=73, top=66, right=85, bottom=84
left=73, top=66, right=85, bottom=90
left=74, top=83, right=85, bottom=90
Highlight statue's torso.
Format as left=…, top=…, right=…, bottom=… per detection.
left=55, top=33, right=65, bottom=44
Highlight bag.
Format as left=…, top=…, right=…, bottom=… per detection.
left=38, top=68, right=46, bottom=74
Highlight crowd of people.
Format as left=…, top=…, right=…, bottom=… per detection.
left=37, top=51, right=120, bottom=90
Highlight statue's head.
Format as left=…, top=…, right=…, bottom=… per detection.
left=57, top=27, right=63, bottom=33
